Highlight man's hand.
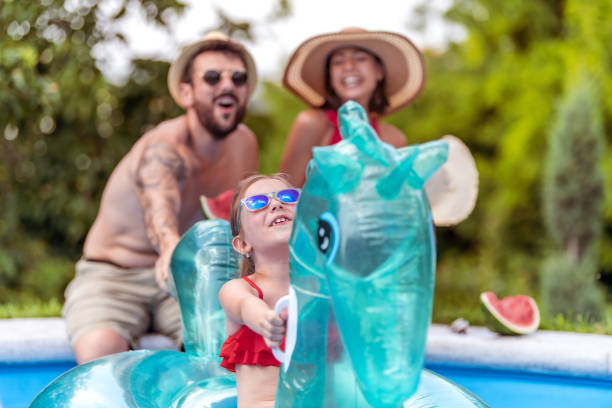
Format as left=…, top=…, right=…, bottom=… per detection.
left=155, top=236, right=180, bottom=291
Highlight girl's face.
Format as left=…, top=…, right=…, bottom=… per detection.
left=328, top=47, right=384, bottom=109
left=237, top=178, right=297, bottom=256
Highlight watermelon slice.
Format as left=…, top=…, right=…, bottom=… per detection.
left=480, top=292, right=540, bottom=335
left=200, top=189, right=234, bottom=221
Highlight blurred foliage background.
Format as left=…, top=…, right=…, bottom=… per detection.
left=1, top=0, right=611, bottom=332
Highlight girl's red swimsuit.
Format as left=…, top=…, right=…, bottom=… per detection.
left=219, top=276, right=284, bottom=372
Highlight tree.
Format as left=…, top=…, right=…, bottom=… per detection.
left=544, top=79, right=605, bottom=262
left=391, top=0, right=612, bottom=320
left=0, top=0, right=291, bottom=309
left=1, top=0, right=185, bottom=304
left=540, top=78, right=606, bottom=321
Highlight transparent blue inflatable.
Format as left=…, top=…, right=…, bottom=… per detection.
left=30, top=102, right=488, bottom=407
left=30, top=220, right=240, bottom=407
left=274, top=101, right=485, bottom=407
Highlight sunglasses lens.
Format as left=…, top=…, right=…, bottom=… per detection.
left=203, top=70, right=221, bottom=85
left=277, top=189, right=300, bottom=203
left=232, top=71, right=247, bottom=87
left=244, top=195, right=270, bottom=211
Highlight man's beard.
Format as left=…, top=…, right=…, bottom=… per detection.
left=194, top=95, right=246, bottom=140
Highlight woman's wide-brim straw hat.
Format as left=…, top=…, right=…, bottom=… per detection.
left=167, top=31, right=258, bottom=108
left=283, top=28, right=426, bottom=116
left=425, top=135, right=479, bottom=226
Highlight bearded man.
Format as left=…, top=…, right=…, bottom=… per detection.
left=63, top=32, right=259, bottom=363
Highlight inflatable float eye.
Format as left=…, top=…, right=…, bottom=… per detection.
left=318, top=212, right=339, bottom=264
left=317, top=220, right=332, bottom=253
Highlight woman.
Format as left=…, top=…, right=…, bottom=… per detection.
left=279, top=27, right=426, bottom=186
left=218, top=174, right=299, bottom=408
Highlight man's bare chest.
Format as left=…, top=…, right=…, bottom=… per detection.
left=183, top=154, right=247, bottom=198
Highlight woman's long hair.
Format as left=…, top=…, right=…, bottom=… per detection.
left=229, top=173, right=293, bottom=277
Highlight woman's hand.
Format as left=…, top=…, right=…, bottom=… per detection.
left=260, top=308, right=287, bottom=348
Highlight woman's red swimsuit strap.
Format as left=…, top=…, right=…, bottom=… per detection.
left=325, top=109, right=380, bottom=145
left=219, top=276, right=284, bottom=372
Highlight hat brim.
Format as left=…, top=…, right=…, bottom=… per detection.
left=283, top=30, right=426, bottom=116
left=425, top=135, right=479, bottom=226
left=167, top=33, right=257, bottom=109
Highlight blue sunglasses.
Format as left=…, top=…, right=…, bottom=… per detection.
left=236, top=188, right=301, bottom=234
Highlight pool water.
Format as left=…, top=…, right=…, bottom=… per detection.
left=0, top=361, right=75, bottom=408
left=428, top=364, right=612, bottom=408
left=2, top=361, right=611, bottom=408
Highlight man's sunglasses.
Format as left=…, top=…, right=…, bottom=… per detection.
left=203, top=70, right=248, bottom=87
left=236, top=189, right=301, bottom=234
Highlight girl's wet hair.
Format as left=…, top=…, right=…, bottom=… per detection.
left=230, top=173, right=293, bottom=277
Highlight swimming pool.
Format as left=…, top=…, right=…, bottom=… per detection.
left=0, top=361, right=74, bottom=408
left=2, top=319, right=611, bottom=407
left=2, top=361, right=612, bottom=408
left=428, top=364, right=612, bottom=408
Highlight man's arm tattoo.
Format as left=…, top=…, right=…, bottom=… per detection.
left=135, top=143, right=187, bottom=251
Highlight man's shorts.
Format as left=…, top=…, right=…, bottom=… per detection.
left=62, top=258, right=182, bottom=348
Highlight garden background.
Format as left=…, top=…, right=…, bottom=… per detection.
left=1, top=0, right=611, bottom=332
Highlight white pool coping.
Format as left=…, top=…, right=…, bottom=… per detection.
left=426, top=324, right=612, bottom=379
left=1, top=318, right=611, bottom=380
left=0, top=318, right=176, bottom=364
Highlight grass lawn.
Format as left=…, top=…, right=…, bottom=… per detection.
left=2, top=297, right=611, bottom=335
left=0, top=298, right=63, bottom=318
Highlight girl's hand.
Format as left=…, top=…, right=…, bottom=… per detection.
left=260, top=308, right=287, bottom=348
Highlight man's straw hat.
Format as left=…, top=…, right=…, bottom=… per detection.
left=425, top=135, right=479, bottom=226
left=283, top=28, right=426, bottom=116
left=167, top=31, right=257, bottom=108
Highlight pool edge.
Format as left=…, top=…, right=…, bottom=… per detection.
left=1, top=318, right=611, bottom=380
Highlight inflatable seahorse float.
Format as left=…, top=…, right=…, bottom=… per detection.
left=30, top=101, right=487, bottom=407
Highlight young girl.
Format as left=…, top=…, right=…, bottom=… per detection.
left=219, top=174, right=299, bottom=407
